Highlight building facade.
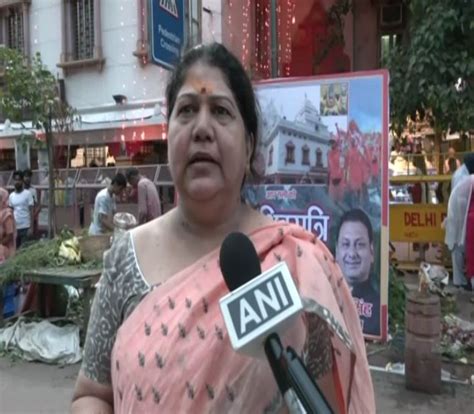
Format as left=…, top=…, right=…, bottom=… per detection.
left=0, top=0, right=408, bottom=172
left=0, top=0, right=223, bottom=170
left=222, top=0, right=408, bottom=79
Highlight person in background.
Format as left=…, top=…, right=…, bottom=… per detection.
left=23, top=169, right=40, bottom=238
left=0, top=188, right=15, bottom=264
left=464, top=175, right=474, bottom=292
left=443, top=147, right=461, bottom=175
left=335, top=208, right=380, bottom=336
left=88, top=173, right=127, bottom=236
left=125, top=167, right=161, bottom=224
left=23, top=169, right=38, bottom=205
left=411, top=143, right=429, bottom=204
left=452, top=152, right=474, bottom=191
left=390, top=140, right=402, bottom=164
left=445, top=175, right=474, bottom=290
left=72, top=43, right=374, bottom=414
left=8, top=171, right=34, bottom=248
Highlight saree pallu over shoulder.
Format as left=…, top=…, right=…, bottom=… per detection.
left=111, top=223, right=375, bottom=413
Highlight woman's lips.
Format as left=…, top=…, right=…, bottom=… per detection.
left=188, top=152, right=218, bottom=165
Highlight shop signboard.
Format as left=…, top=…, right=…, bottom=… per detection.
left=149, top=0, right=185, bottom=69
left=244, top=70, right=390, bottom=340
left=390, top=204, right=447, bottom=243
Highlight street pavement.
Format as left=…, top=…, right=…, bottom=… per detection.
left=0, top=358, right=472, bottom=413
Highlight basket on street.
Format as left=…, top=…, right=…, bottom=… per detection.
left=78, top=234, right=111, bottom=262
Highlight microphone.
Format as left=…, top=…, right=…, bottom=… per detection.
left=218, top=232, right=303, bottom=357
left=218, top=232, right=333, bottom=414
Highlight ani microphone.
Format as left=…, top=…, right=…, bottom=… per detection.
left=218, top=232, right=333, bottom=414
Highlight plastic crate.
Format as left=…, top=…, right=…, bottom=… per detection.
left=2, top=283, right=17, bottom=318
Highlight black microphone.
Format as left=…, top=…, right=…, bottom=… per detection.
left=219, top=231, right=262, bottom=290
left=219, top=232, right=333, bottom=414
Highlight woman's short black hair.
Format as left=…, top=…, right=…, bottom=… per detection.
left=336, top=208, right=374, bottom=244
left=165, top=43, right=260, bottom=182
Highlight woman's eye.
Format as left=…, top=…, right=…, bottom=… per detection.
left=178, top=105, right=195, bottom=116
left=213, top=106, right=231, bottom=117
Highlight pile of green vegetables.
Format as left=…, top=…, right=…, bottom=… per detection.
left=0, top=229, right=101, bottom=285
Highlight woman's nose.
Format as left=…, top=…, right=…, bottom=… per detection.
left=193, top=108, right=214, bottom=142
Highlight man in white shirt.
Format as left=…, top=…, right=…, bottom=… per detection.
left=8, top=170, right=34, bottom=248
left=23, top=169, right=38, bottom=204
left=89, top=173, right=127, bottom=235
left=23, top=169, right=39, bottom=238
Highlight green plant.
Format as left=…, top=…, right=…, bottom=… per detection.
left=387, top=0, right=474, bottom=140
left=0, top=228, right=101, bottom=286
left=0, top=48, right=77, bottom=237
left=388, top=266, right=407, bottom=333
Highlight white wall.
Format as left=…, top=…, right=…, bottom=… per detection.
left=29, top=0, right=61, bottom=72
left=202, top=0, right=222, bottom=44
left=30, top=0, right=223, bottom=111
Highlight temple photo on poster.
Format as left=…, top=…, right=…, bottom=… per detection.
left=256, top=84, right=347, bottom=186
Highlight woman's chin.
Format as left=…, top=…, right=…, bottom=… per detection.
left=184, top=179, right=223, bottom=201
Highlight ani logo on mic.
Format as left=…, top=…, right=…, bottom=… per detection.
left=219, top=262, right=303, bottom=357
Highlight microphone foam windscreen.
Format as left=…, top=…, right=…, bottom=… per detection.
left=219, top=232, right=262, bottom=292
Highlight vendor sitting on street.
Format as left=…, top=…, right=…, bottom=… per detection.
left=125, top=167, right=161, bottom=224
left=88, top=173, right=127, bottom=235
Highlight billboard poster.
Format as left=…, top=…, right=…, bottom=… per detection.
left=246, top=71, right=390, bottom=340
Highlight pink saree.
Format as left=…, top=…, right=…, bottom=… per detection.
left=0, top=188, right=15, bottom=263
left=111, top=223, right=375, bottom=413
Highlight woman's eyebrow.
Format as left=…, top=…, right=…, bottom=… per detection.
left=176, top=92, right=237, bottom=110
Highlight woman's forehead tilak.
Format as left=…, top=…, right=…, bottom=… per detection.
left=188, top=78, right=212, bottom=95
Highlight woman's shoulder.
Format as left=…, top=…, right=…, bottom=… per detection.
left=130, top=213, right=170, bottom=254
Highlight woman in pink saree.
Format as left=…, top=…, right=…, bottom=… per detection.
left=72, top=43, right=375, bottom=413
left=0, top=187, right=15, bottom=264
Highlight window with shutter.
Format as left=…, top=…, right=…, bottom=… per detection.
left=0, top=1, right=30, bottom=57
left=57, top=0, right=104, bottom=75
left=72, top=0, right=94, bottom=60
